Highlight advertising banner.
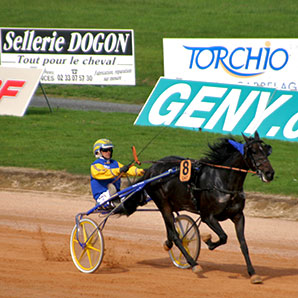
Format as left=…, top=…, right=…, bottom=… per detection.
left=0, top=67, right=43, bottom=116
left=135, top=78, right=298, bottom=142
left=0, top=28, right=135, bottom=85
left=163, top=38, right=298, bottom=91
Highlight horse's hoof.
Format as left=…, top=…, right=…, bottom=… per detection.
left=192, top=265, right=203, bottom=273
left=201, top=233, right=212, bottom=243
left=250, top=274, right=263, bottom=284
left=163, top=241, right=170, bottom=251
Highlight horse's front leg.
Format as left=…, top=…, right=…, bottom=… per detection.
left=232, top=212, right=262, bottom=284
left=202, top=215, right=228, bottom=250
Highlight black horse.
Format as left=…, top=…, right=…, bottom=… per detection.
left=124, top=131, right=274, bottom=284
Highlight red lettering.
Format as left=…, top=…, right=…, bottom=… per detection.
left=0, top=80, right=25, bottom=100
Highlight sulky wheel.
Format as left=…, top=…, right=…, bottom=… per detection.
left=169, top=214, right=201, bottom=269
left=70, top=218, right=104, bottom=273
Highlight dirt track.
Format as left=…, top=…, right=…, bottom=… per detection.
left=1, top=169, right=298, bottom=297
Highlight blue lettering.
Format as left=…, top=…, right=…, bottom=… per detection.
left=269, top=48, right=288, bottom=70
left=229, top=47, right=245, bottom=69
left=245, top=47, right=263, bottom=69
left=213, top=46, right=228, bottom=68
left=183, top=44, right=289, bottom=77
left=263, top=47, right=270, bottom=70
left=195, top=48, right=214, bottom=69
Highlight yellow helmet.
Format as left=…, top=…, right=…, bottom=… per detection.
left=93, top=138, right=114, bottom=156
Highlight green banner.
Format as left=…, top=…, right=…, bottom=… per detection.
left=135, top=78, right=298, bottom=142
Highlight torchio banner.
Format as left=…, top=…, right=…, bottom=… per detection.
left=0, top=28, right=136, bottom=85
left=134, top=78, right=298, bottom=142
left=163, top=38, right=298, bottom=91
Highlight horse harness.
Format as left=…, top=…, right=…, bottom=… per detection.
left=187, top=163, right=245, bottom=199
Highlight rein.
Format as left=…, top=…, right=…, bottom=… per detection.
left=139, top=159, right=257, bottom=175
left=199, top=161, right=257, bottom=174
left=134, top=138, right=260, bottom=177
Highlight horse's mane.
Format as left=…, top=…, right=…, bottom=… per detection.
left=200, top=137, right=242, bottom=165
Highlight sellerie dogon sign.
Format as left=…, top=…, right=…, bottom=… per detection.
left=0, top=28, right=135, bottom=85
left=135, top=78, right=298, bottom=142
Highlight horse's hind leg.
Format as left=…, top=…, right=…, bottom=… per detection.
left=160, top=207, right=201, bottom=272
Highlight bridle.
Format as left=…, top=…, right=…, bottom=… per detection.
left=199, top=139, right=270, bottom=176
left=242, top=139, right=271, bottom=178
left=191, top=139, right=269, bottom=196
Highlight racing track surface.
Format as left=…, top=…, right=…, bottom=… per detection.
left=1, top=183, right=298, bottom=298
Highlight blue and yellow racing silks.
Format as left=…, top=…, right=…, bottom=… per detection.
left=90, top=158, right=144, bottom=200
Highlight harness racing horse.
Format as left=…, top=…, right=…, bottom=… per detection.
left=124, top=131, right=274, bottom=284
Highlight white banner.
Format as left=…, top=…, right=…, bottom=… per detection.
left=163, top=38, right=298, bottom=91
left=0, top=67, right=42, bottom=116
left=0, top=28, right=136, bottom=85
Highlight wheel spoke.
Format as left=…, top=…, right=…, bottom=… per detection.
left=87, top=245, right=102, bottom=253
left=78, top=248, right=87, bottom=262
left=82, top=224, right=88, bottom=242
left=86, top=246, right=93, bottom=268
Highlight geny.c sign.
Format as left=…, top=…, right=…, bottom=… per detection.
left=135, top=78, right=298, bottom=142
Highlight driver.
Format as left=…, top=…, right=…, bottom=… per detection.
left=90, top=138, right=145, bottom=211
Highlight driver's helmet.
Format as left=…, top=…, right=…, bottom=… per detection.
left=93, top=138, right=114, bottom=157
